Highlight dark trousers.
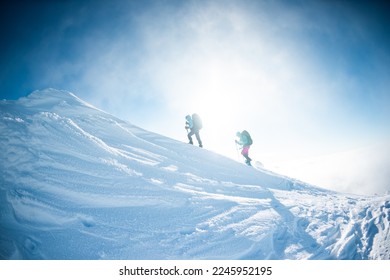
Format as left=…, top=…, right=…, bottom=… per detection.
left=188, top=129, right=202, bottom=147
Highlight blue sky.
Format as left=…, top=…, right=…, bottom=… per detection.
left=1, top=0, right=390, bottom=195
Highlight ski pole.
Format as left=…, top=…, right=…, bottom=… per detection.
left=235, top=141, right=240, bottom=161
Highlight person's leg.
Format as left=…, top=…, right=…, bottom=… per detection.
left=195, top=130, right=202, bottom=147
left=187, top=130, right=194, bottom=144
left=241, top=146, right=251, bottom=162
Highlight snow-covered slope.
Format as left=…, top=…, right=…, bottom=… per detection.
left=1, top=89, right=389, bottom=260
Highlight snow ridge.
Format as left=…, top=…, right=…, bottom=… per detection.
left=1, top=89, right=389, bottom=260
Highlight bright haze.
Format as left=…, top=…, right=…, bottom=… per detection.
left=1, top=0, right=389, bottom=195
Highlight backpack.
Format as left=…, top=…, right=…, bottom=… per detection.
left=241, top=130, right=253, bottom=145
left=192, top=113, right=203, bottom=130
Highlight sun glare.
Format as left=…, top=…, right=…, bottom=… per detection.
left=189, top=83, right=245, bottom=159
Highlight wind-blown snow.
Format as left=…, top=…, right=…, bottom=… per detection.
left=1, top=89, right=389, bottom=260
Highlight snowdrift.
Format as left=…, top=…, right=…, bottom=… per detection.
left=1, top=89, right=389, bottom=259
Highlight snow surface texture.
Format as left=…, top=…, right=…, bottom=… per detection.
left=1, top=89, right=389, bottom=260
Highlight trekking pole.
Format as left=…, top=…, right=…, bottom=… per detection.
left=235, top=141, right=240, bottom=161
left=185, top=127, right=189, bottom=143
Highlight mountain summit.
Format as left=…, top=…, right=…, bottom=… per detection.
left=1, top=89, right=389, bottom=259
